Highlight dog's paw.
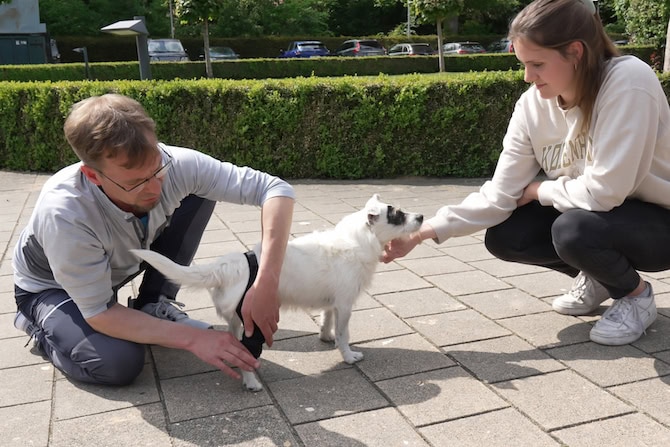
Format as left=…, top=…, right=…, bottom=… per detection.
left=319, top=329, right=335, bottom=342
left=342, top=350, right=364, bottom=364
left=242, top=371, right=264, bottom=392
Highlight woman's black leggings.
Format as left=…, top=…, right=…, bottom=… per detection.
left=484, top=200, right=670, bottom=299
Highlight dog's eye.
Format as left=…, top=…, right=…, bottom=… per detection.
left=386, top=205, right=407, bottom=225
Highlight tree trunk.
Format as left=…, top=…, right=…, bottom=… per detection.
left=665, top=15, right=670, bottom=72
left=203, top=20, right=213, bottom=78
left=437, top=18, right=444, bottom=73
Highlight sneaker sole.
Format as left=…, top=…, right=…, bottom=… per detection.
left=552, top=300, right=605, bottom=316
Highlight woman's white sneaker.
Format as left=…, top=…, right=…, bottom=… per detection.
left=589, top=282, right=657, bottom=346
left=552, top=272, right=610, bottom=315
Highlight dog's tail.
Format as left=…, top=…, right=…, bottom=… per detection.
left=130, top=249, right=248, bottom=290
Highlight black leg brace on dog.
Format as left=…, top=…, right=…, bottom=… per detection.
left=235, top=251, right=265, bottom=359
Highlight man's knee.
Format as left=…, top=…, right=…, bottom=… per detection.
left=552, top=209, right=601, bottom=256
left=68, top=335, right=146, bottom=386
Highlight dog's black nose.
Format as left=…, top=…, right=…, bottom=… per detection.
left=417, top=214, right=424, bottom=223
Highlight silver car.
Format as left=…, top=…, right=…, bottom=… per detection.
left=148, top=39, right=189, bottom=62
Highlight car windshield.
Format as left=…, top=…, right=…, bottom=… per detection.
left=462, top=43, right=484, bottom=51
left=149, top=41, right=183, bottom=53
left=359, top=40, right=382, bottom=48
left=210, top=47, right=234, bottom=56
left=412, top=45, right=432, bottom=54
left=299, top=43, right=327, bottom=50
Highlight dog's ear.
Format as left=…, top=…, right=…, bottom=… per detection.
left=367, top=211, right=380, bottom=227
left=366, top=194, right=381, bottom=208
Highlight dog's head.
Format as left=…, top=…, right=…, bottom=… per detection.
left=363, top=194, right=423, bottom=243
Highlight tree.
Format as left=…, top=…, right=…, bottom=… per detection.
left=413, top=0, right=464, bottom=72
left=174, top=0, right=221, bottom=78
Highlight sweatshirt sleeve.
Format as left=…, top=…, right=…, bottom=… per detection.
left=426, top=94, right=542, bottom=243
left=536, top=59, right=662, bottom=211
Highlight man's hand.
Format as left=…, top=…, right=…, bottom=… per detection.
left=241, top=277, right=280, bottom=347
left=188, top=329, right=260, bottom=379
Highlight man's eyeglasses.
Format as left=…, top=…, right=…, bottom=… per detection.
left=97, top=149, right=173, bottom=193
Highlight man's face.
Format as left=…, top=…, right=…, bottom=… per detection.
left=82, top=147, right=169, bottom=215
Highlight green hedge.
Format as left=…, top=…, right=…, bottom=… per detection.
left=2, top=72, right=669, bottom=179
left=0, top=54, right=521, bottom=82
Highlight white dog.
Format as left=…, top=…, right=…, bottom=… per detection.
left=132, top=194, right=423, bottom=391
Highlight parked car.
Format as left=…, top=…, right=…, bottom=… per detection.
left=334, top=39, right=386, bottom=57
left=148, top=38, right=189, bottom=61
left=442, top=41, right=487, bottom=55
left=200, top=46, right=239, bottom=61
left=612, top=39, right=629, bottom=46
left=487, top=38, right=514, bottom=53
left=279, top=41, right=330, bottom=58
left=388, top=43, right=435, bottom=56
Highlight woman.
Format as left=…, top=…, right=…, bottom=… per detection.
left=384, top=0, right=670, bottom=346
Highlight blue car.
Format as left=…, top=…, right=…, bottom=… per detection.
left=279, top=41, right=330, bottom=58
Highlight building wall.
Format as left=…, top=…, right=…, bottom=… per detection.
left=0, top=0, right=46, bottom=34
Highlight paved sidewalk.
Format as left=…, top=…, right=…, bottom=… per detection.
left=1, top=171, right=669, bottom=447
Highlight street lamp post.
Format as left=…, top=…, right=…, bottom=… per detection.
left=73, top=47, right=90, bottom=80
left=100, top=16, right=152, bottom=80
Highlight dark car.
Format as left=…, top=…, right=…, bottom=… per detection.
left=442, top=41, right=487, bottom=55
left=279, top=41, right=330, bottom=58
left=487, top=38, right=514, bottom=53
left=148, top=38, right=189, bottom=62
left=388, top=43, right=434, bottom=56
left=200, top=46, right=239, bottom=61
left=334, top=39, right=386, bottom=57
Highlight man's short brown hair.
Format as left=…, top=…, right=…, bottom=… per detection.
left=64, top=94, right=157, bottom=169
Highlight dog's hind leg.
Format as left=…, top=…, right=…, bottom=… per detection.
left=319, top=309, right=335, bottom=342
left=333, top=307, right=363, bottom=364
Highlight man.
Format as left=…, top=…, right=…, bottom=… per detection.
left=12, top=93, right=295, bottom=385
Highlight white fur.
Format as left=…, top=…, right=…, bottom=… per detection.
left=131, top=194, right=423, bottom=391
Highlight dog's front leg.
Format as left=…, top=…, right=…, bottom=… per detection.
left=319, top=309, right=335, bottom=342
left=333, top=307, right=363, bottom=364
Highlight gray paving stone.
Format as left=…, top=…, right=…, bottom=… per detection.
left=552, top=412, right=670, bottom=446
left=375, top=287, right=466, bottom=318
left=492, top=370, right=634, bottom=431
left=171, top=405, right=298, bottom=447
left=376, top=367, right=508, bottom=426
left=152, top=345, right=217, bottom=380
left=420, top=407, right=560, bottom=447
left=446, top=335, right=565, bottom=383
left=347, top=306, right=414, bottom=344
left=469, top=258, right=547, bottom=278
left=51, top=403, right=171, bottom=447
left=444, top=243, right=495, bottom=262
left=161, top=370, right=272, bottom=423
left=546, top=342, right=670, bottom=387
left=427, top=270, right=512, bottom=296
left=194, top=240, right=249, bottom=260
left=497, top=312, right=592, bottom=348
left=256, top=334, right=352, bottom=383
left=610, top=377, right=670, bottom=426
left=356, top=333, right=455, bottom=382
left=0, top=400, right=50, bottom=447
left=457, top=288, right=551, bottom=320
left=397, top=255, right=473, bottom=276
left=631, top=314, right=670, bottom=353
left=504, top=270, right=575, bottom=298
left=0, top=363, right=53, bottom=407
left=295, top=407, right=430, bottom=447
left=268, top=368, right=389, bottom=424
left=406, top=309, right=510, bottom=347
left=54, top=364, right=160, bottom=420
left=368, top=269, right=432, bottom=295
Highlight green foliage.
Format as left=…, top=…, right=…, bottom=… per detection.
left=613, top=0, right=670, bottom=46
left=413, top=0, right=464, bottom=24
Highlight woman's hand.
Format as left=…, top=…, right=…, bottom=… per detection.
left=381, top=232, right=422, bottom=263
left=517, top=181, right=541, bottom=207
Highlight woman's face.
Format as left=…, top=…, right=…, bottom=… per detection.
left=514, top=37, right=581, bottom=106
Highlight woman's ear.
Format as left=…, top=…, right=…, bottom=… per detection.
left=568, top=40, right=584, bottom=64
left=80, top=165, right=102, bottom=186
